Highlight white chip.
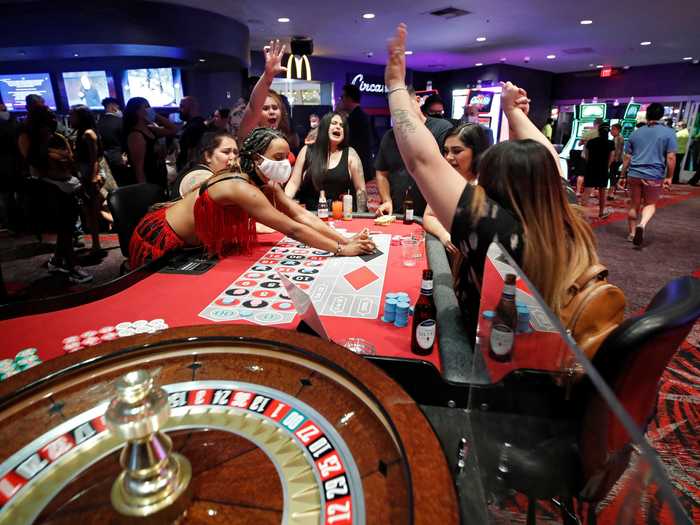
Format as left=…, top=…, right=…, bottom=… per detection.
left=98, top=326, right=115, bottom=334
left=148, top=319, right=165, bottom=326
left=115, top=322, right=133, bottom=331
left=62, top=336, right=80, bottom=344
left=132, top=320, right=149, bottom=328
left=100, top=333, right=118, bottom=341
left=83, top=337, right=101, bottom=346
left=117, top=328, right=136, bottom=337
left=80, top=330, right=98, bottom=338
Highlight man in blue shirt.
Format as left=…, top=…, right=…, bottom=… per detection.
left=620, top=103, right=677, bottom=246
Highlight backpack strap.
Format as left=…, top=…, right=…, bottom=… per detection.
left=570, top=264, right=609, bottom=294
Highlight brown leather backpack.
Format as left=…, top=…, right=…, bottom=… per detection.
left=560, top=264, right=626, bottom=360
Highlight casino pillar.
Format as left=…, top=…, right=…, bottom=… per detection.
left=105, top=369, right=192, bottom=522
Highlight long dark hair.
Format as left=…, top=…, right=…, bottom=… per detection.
left=70, top=104, right=103, bottom=158
left=239, top=127, right=287, bottom=186
left=444, top=123, right=490, bottom=174
left=25, top=105, right=59, bottom=170
left=122, top=97, right=149, bottom=144
left=180, top=130, right=237, bottom=175
left=476, top=139, right=598, bottom=313
left=305, top=112, right=349, bottom=191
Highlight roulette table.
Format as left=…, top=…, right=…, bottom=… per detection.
left=0, top=325, right=459, bottom=524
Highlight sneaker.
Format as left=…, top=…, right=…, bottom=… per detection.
left=627, top=234, right=634, bottom=242
left=47, top=257, right=69, bottom=274
left=633, top=225, right=644, bottom=246
left=67, top=266, right=94, bottom=284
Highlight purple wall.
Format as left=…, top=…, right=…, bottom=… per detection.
left=552, top=63, right=700, bottom=101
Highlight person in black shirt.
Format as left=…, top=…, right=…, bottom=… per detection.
left=583, top=125, right=614, bottom=218
left=285, top=112, right=367, bottom=211
left=385, top=24, right=599, bottom=340
left=98, top=97, right=131, bottom=186
left=374, top=86, right=453, bottom=216
left=0, top=104, right=19, bottom=231
left=177, top=96, right=208, bottom=171
left=338, top=84, right=373, bottom=181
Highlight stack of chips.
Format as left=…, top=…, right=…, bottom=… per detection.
left=0, top=359, right=18, bottom=381
left=14, top=348, right=42, bottom=371
left=394, top=301, right=410, bottom=327
left=382, top=292, right=412, bottom=327
left=62, top=319, right=170, bottom=354
left=382, top=294, right=398, bottom=323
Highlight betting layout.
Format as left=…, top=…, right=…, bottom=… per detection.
left=0, top=380, right=364, bottom=524
left=199, top=233, right=391, bottom=326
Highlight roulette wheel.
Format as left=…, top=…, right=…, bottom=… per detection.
left=0, top=326, right=458, bottom=524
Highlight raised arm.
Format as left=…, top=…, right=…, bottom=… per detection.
left=385, top=24, right=466, bottom=231
left=284, top=144, right=307, bottom=199
left=500, top=81, right=561, bottom=176
left=348, top=147, right=367, bottom=212
left=238, top=41, right=287, bottom=140
left=150, top=113, right=177, bottom=137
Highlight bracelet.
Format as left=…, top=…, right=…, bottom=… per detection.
left=334, top=242, right=343, bottom=256
left=387, top=85, right=408, bottom=96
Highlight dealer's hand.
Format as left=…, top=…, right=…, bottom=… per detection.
left=376, top=201, right=393, bottom=216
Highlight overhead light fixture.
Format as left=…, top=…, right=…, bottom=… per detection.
left=683, top=57, right=693, bottom=61
left=476, top=36, right=486, bottom=42
left=362, top=13, right=375, bottom=19
left=475, top=62, right=483, bottom=66
left=277, top=17, right=290, bottom=23
left=580, top=19, right=593, bottom=25
left=500, top=57, right=507, bottom=62
left=546, top=54, right=556, bottom=59
left=596, top=64, right=604, bottom=68
left=73, top=53, right=79, bottom=57
left=623, top=65, right=630, bottom=69
left=199, top=58, right=207, bottom=62
left=640, top=41, right=651, bottom=46
left=404, top=50, right=413, bottom=55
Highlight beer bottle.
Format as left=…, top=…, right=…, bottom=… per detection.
left=411, top=269, right=437, bottom=355
left=403, top=191, right=414, bottom=225
left=489, top=273, right=517, bottom=362
left=317, top=190, right=329, bottom=220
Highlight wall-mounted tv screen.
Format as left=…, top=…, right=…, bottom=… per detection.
left=122, top=68, right=182, bottom=108
left=62, top=70, right=115, bottom=110
left=0, top=73, right=56, bottom=111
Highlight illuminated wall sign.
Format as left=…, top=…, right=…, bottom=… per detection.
left=347, top=73, right=386, bottom=96
left=600, top=67, right=614, bottom=78
left=287, top=55, right=312, bottom=81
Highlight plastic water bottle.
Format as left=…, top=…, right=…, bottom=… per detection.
left=343, top=192, right=353, bottom=220
left=317, top=190, right=329, bottom=220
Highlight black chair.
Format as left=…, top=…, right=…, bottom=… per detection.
left=493, top=276, right=700, bottom=523
left=107, top=183, right=165, bottom=272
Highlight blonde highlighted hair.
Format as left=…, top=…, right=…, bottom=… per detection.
left=475, top=139, right=598, bottom=315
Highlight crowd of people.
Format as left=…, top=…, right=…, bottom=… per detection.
left=0, top=25, right=698, bottom=342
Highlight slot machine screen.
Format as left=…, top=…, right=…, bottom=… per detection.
left=0, top=73, right=56, bottom=111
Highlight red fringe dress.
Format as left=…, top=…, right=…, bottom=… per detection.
left=129, top=176, right=256, bottom=268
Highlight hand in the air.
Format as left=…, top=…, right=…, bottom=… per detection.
left=264, top=40, right=287, bottom=78
left=500, top=81, right=530, bottom=114
left=385, top=23, right=408, bottom=89
left=342, top=238, right=376, bottom=256
left=376, top=201, right=393, bottom=216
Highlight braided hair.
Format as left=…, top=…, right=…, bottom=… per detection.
left=239, top=127, right=287, bottom=185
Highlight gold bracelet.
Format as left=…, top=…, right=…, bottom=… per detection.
left=387, top=86, right=408, bottom=96
left=334, top=241, right=343, bottom=256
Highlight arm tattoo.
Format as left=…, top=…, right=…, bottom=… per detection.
left=392, top=109, right=417, bottom=138
left=356, top=190, right=368, bottom=213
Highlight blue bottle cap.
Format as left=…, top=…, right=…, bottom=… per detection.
left=483, top=310, right=496, bottom=320
left=385, top=292, right=398, bottom=300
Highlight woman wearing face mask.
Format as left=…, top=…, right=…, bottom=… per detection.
left=171, top=131, right=239, bottom=198
left=238, top=41, right=300, bottom=152
left=123, top=97, right=177, bottom=188
left=285, top=112, right=368, bottom=212
left=422, top=123, right=491, bottom=255
left=129, top=128, right=375, bottom=269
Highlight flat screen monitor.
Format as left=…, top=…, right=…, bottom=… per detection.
left=122, top=68, right=182, bottom=108
left=0, top=73, right=56, bottom=111
left=468, top=90, right=494, bottom=113
left=62, top=71, right=115, bottom=110
left=624, top=103, right=641, bottom=120
left=579, top=103, right=606, bottom=120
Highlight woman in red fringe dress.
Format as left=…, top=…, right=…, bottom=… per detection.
left=129, top=128, right=375, bottom=268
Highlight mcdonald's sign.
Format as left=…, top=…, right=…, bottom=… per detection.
left=286, top=54, right=312, bottom=81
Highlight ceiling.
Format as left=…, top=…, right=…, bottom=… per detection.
left=154, top=0, right=698, bottom=73
left=1, top=0, right=697, bottom=73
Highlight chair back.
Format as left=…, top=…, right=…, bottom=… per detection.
left=579, top=276, right=700, bottom=501
left=107, top=183, right=165, bottom=258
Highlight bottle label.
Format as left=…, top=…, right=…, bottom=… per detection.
left=416, top=319, right=436, bottom=350
left=420, top=279, right=433, bottom=295
left=502, top=284, right=515, bottom=298
left=405, top=209, right=414, bottom=221
left=318, top=208, right=328, bottom=219
left=490, top=324, right=514, bottom=356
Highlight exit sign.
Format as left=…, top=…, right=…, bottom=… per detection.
left=600, top=67, right=614, bottom=78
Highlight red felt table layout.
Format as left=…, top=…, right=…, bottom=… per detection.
left=1, top=219, right=443, bottom=371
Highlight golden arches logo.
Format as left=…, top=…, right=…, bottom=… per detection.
left=286, top=54, right=312, bottom=81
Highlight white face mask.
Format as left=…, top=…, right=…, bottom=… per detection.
left=258, top=155, right=292, bottom=184
left=113, top=110, right=123, bottom=118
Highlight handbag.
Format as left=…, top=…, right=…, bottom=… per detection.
left=560, top=264, right=626, bottom=359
